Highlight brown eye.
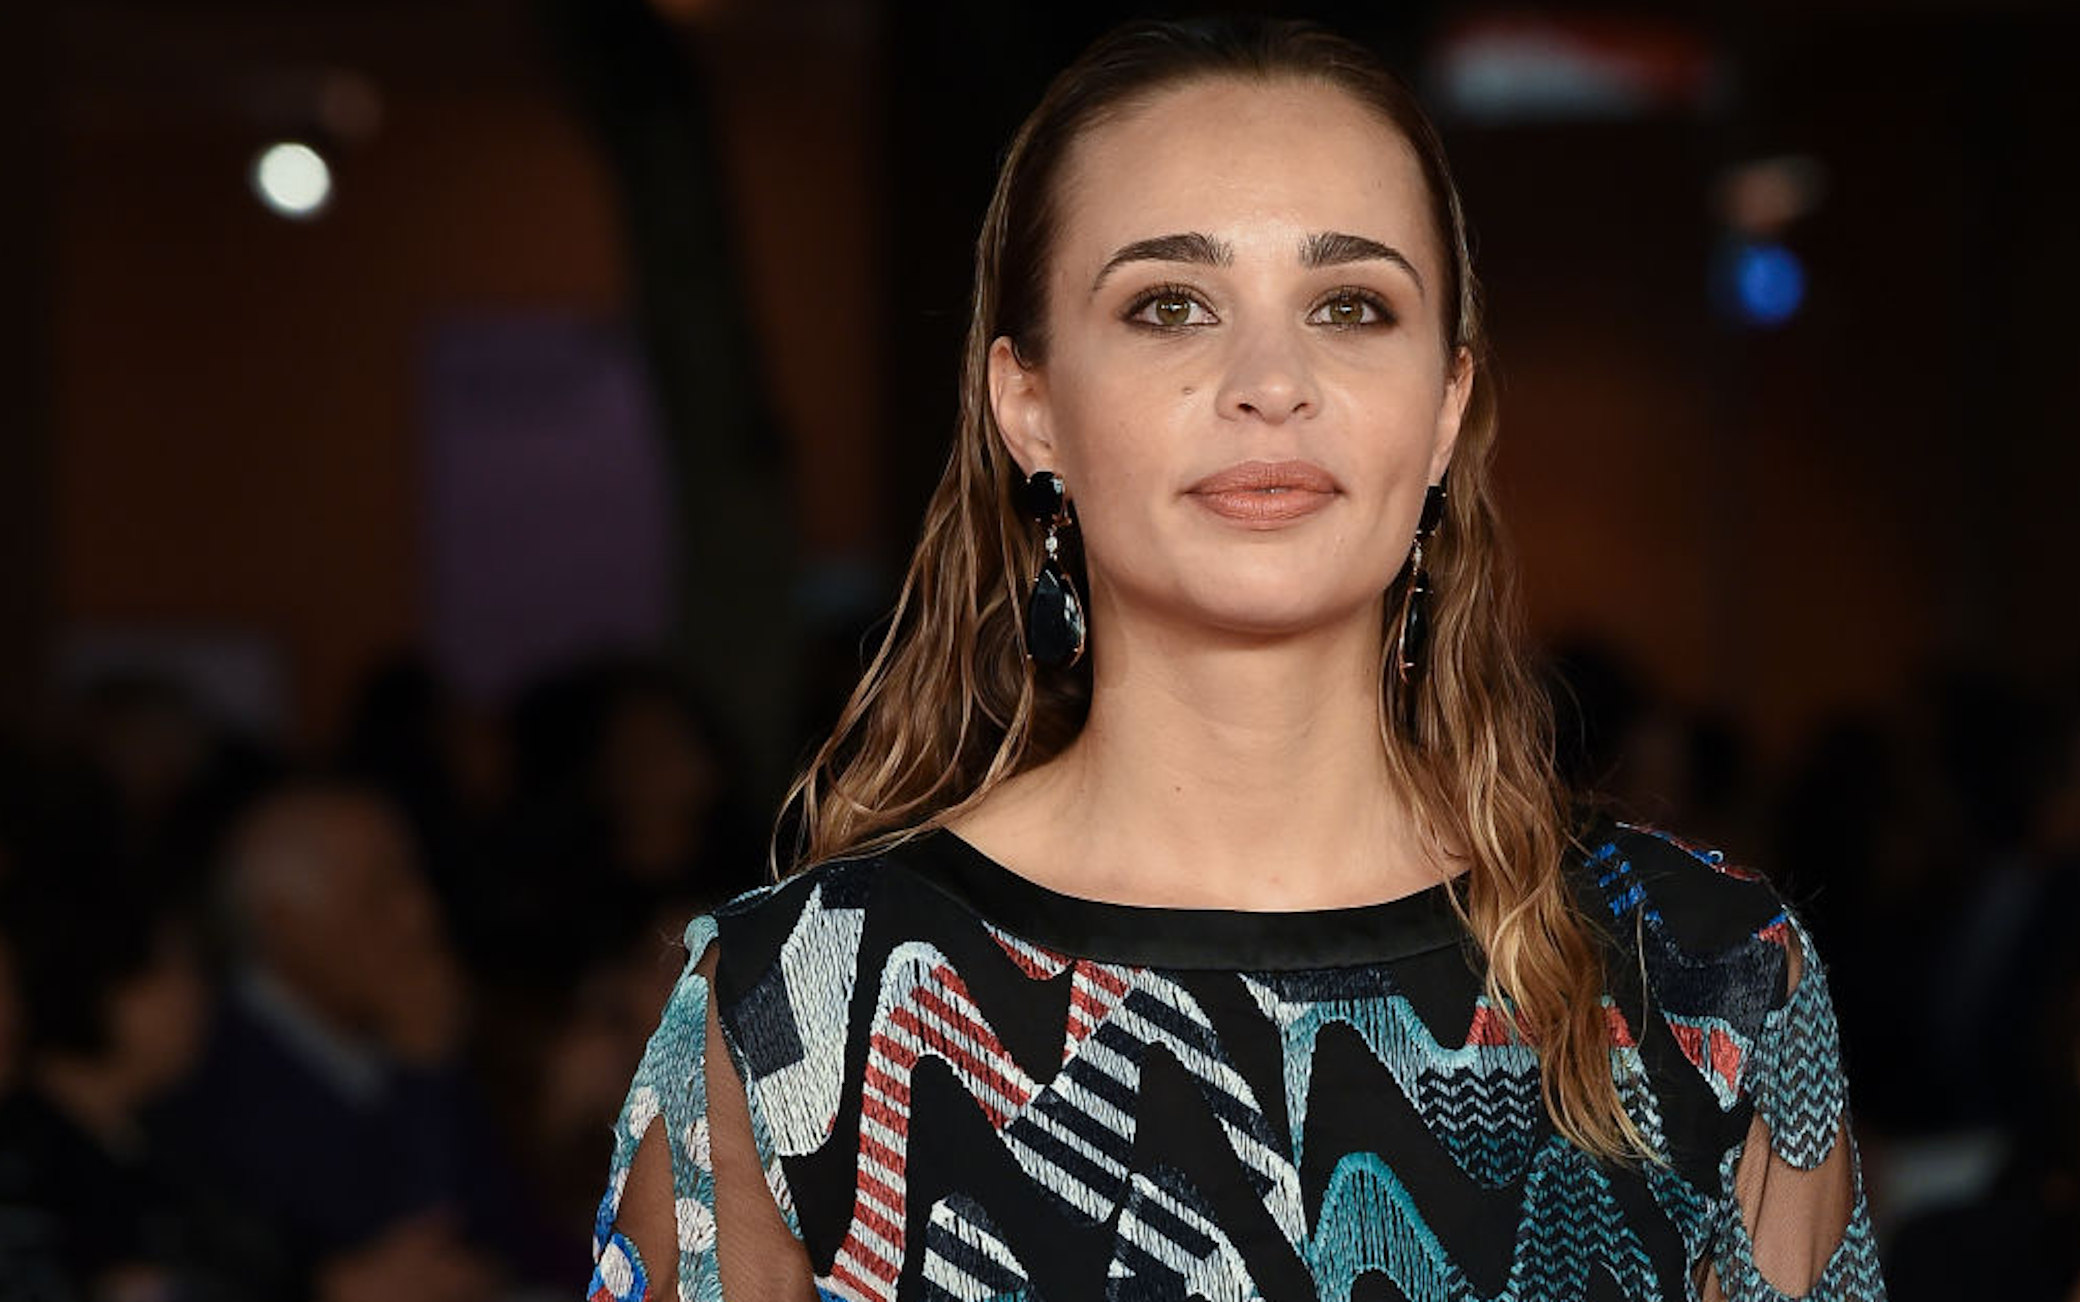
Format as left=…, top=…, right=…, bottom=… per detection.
left=1124, top=286, right=1216, bottom=330
left=1151, top=296, right=1194, bottom=327
left=1309, top=291, right=1391, bottom=328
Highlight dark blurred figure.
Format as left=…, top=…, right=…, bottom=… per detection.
left=488, top=655, right=762, bottom=989
left=151, top=779, right=536, bottom=1302
left=1608, top=705, right=1760, bottom=854
left=1546, top=639, right=1648, bottom=799
left=1778, top=667, right=2080, bottom=1263
left=0, top=739, right=25, bottom=1091
left=480, top=932, right=686, bottom=1276
left=335, top=654, right=509, bottom=962
left=0, top=901, right=18, bottom=1096
left=65, top=672, right=210, bottom=855
left=1912, top=666, right=2077, bottom=1130
left=1546, top=639, right=1761, bottom=854
left=1774, top=713, right=1934, bottom=1135
left=47, top=671, right=284, bottom=906
left=1887, top=950, right=2080, bottom=1300
left=0, top=850, right=284, bottom=1302
left=457, top=657, right=765, bottom=1270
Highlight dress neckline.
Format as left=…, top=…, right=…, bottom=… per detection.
left=896, top=826, right=1474, bottom=972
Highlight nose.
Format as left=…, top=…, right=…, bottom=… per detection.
left=1214, top=323, right=1319, bottom=425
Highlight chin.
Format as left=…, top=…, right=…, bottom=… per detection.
left=1179, top=574, right=1379, bottom=640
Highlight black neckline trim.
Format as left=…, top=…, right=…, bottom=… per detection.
left=895, top=827, right=1473, bottom=972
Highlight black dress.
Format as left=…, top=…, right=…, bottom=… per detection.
left=585, top=819, right=1886, bottom=1300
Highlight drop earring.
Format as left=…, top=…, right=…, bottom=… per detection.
left=1394, top=480, right=1447, bottom=731
left=1019, top=470, right=1087, bottom=670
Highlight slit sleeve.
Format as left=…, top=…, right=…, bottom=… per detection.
left=586, top=915, right=814, bottom=1301
left=1704, top=917, right=1889, bottom=1301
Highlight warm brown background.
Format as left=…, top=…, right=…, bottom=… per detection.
left=9, top=0, right=2076, bottom=765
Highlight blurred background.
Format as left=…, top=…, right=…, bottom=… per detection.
left=1, top=0, right=2076, bottom=1297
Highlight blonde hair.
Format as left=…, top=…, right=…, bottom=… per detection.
left=771, top=17, right=1644, bottom=1162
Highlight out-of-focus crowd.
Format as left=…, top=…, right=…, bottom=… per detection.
left=1, top=641, right=2076, bottom=1300
left=0, top=653, right=766, bottom=1302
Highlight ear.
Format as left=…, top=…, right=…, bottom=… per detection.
left=988, top=335, right=1055, bottom=477
left=1428, top=344, right=1474, bottom=484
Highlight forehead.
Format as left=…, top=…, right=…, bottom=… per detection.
left=1051, top=76, right=1439, bottom=280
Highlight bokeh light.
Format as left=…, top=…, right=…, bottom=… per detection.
left=249, top=141, right=332, bottom=219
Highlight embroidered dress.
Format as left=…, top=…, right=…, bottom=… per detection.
left=585, top=821, right=1886, bottom=1301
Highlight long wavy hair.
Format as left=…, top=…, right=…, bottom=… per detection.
left=771, top=16, right=1644, bottom=1160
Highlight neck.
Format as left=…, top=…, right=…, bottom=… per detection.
left=988, top=599, right=1447, bottom=909
left=35, top=1054, right=145, bottom=1152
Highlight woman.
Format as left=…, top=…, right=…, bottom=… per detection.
left=587, top=17, right=1885, bottom=1301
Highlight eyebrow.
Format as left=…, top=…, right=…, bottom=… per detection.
left=1089, top=229, right=1427, bottom=300
left=1089, top=232, right=1233, bottom=295
left=1300, top=231, right=1426, bottom=299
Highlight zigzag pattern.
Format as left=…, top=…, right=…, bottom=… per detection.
left=834, top=941, right=1037, bottom=1298
left=986, top=927, right=1133, bottom=1067
left=918, top=1129, right=1688, bottom=1302
left=1300, top=1140, right=1664, bottom=1302
left=1246, top=970, right=1544, bottom=1187
left=839, top=923, right=1815, bottom=1302
left=987, top=933, right=1685, bottom=1302
left=1746, top=919, right=1848, bottom=1169
left=1621, top=1066, right=1720, bottom=1272
left=589, top=832, right=1890, bottom=1302
left=824, top=936, right=1305, bottom=1301
left=1588, top=829, right=1872, bottom=1292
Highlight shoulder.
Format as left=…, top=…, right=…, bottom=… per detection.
left=1574, top=818, right=1794, bottom=959
left=682, top=845, right=954, bottom=1166
left=1570, top=818, right=1808, bottom=1098
left=624, top=855, right=885, bottom=1104
left=698, top=852, right=882, bottom=1004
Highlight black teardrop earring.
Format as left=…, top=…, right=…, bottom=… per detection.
left=1394, top=480, right=1448, bottom=734
left=1019, top=470, right=1087, bottom=670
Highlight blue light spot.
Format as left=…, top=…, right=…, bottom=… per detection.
left=1731, top=241, right=1805, bottom=326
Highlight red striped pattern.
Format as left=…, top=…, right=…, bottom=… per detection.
left=830, top=954, right=1047, bottom=1300
left=1064, top=962, right=1131, bottom=1059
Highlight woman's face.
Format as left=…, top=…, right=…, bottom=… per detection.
left=991, top=76, right=1471, bottom=645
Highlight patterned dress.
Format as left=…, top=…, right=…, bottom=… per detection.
left=586, top=820, right=1887, bottom=1300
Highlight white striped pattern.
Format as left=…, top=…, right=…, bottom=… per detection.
left=816, top=939, right=1322, bottom=1297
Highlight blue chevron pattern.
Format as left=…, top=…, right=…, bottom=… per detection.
left=1303, top=1140, right=1664, bottom=1302
left=1246, top=971, right=1543, bottom=1187
left=1746, top=920, right=1848, bottom=1169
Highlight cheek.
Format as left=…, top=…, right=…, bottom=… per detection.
left=1339, top=366, right=1453, bottom=473
left=1050, top=376, right=1184, bottom=532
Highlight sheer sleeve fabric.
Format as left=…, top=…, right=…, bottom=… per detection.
left=587, top=915, right=814, bottom=1301
left=1704, top=920, right=1887, bottom=1301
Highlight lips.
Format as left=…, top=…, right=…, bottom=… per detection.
left=1185, top=459, right=1339, bottom=525
left=1186, top=459, right=1339, bottom=495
